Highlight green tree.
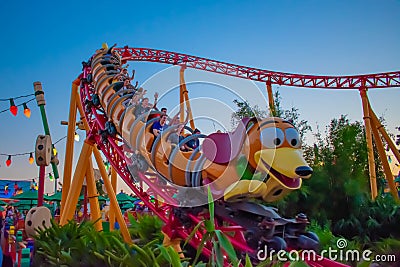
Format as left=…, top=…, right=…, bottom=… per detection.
left=273, top=91, right=311, bottom=144
left=297, top=116, right=370, bottom=222
left=95, top=179, right=105, bottom=196
left=283, top=115, right=400, bottom=245
left=231, top=91, right=311, bottom=144
left=230, top=99, right=267, bottom=128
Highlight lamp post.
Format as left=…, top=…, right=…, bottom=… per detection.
left=34, top=82, right=59, bottom=206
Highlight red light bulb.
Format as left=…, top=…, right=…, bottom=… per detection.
left=9, top=99, right=17, bottom=116
left=6, top=155, right=12, bottom=167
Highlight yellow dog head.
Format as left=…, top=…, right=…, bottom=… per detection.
left=249, top=117, right=312, bottom=201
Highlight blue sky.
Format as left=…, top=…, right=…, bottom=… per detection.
left=0, top=0, right=399, bottom=193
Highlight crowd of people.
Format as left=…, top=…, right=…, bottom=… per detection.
left=98, top=47, right=202, bottom=152
left=0, top=206, right=26, bottom=232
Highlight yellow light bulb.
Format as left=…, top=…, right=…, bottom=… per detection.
left=74, top=132, right=80, bottom=142
left=29, top=153, right=34, bottom=165
left=23, top=103, right=31, bottom=118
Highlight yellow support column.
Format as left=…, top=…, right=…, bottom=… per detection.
left=369, top=104, right=400, bottom=165
left=86, top=157, right=103, bottom=230
left=183, top=93, right=195, bottom=130
left=180, top=66, right=195, bottom=129
left=60, top=141, right=93, bottom=225
left=61, top=79, right=79, bottom=214
left=109, top=167, right=117, bottom=231
left=370, top=119, right=400, bottom=201
left=359, top=88, right=378, bottom=200
left=76, top=87, right=130, bottom=241
left=93, top=147, right=132, bottom=244
left=75, top=89, right=90, bottom=131
left=179, top=67, right=185, bottom=123
left=266, top=82, right=276, bottom=117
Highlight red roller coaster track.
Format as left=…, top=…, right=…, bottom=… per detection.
left=116, top=46, right=400, bottom=89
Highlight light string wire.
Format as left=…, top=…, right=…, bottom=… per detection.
left=0, top=136, right=66, bottom=157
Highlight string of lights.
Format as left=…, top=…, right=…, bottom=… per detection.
left=0, top=93, right=35, bottom=102
left=0, top=136, right=67, bottom=167
left=0, top=97, right=35, bottom=117
left=1, top=93, right=62, bottom=184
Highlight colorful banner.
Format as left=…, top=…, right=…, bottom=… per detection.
left=0, top=180, right=32, bottom=198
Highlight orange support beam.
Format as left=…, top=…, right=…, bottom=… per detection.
left=266, top=82, right=276, bottom=116
left=109, top=167, right=117, bottom=231
left=179, top=66, right=195, bottom=129
left=86, top=157, right=103, bottom=230
left=368, top=102, right=400, bottom=167
left=370, top=118, right=399, bottom=201
left=93, top=147, right=132, bottom=244
left=359, top=88, right=378, bottom=200
left=60, top=141, right=92, bottom=224
left=60, top=79, right=79, bottom=214
left=179, top=67, right=185, bottom=123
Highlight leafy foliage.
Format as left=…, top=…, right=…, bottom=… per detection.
left=273, top=91, right=312, bottom=144
left=127, top=213, right=164, bottom=244
left=334, top=195, right=400, bottom=244
left=33, top=219, right=136, bottom=267
left=184, top=187, right=239, bottom=267
left=95, top=179, right=106, bottom=196
left=231, top=92, right=312, bottom=145
left=296, top=116, right=370, bottom=221
left=231, top=99, right=268, bottom=128
left=373, top=238, right=400, bottom=255
left=32, top=217, right=186, bottom=267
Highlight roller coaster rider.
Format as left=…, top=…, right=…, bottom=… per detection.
left=99, top=118, right=117, bottom=143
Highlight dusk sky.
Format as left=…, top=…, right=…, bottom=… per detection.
left=0, top=0, right=399, bottom=194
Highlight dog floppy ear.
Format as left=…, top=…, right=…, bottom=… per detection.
left=202, top=117, right=258, bottom=164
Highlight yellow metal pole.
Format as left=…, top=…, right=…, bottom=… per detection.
left=369, top=104, right=400, bottom=165
left=180, top=66, right=195, bottom=129
left=179, top=66, right=185, bottom=124
left=370, top=119, right=400, bottom=201
left=75, top=90, right=90, bottom=131
left=60, top=141, right=93, bottom=225
left=109, top=167, right=117, bottom=231
left=85, top=157, right=103, bottom=230
left=76, top=86, right=130, bottom=240
left=183, top=92, right=195, bottom=130
left=92, top=147, right=132, bottom=244
left=266, top=82, right=276, bottom=117
left=359, top=88, right=378, bottom=200
left=75, top=90, right=105, bottom=227
left=61, top=79, right=79, bottom=214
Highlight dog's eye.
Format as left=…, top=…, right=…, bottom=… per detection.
left=285, top=128, right=301, bottom=148
left=260, top=127, right=284, bottom=148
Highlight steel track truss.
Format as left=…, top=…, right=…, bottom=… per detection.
left=116, top=46, right=400, bottom=89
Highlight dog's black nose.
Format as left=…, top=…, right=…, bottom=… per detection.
left=295, top=166, right=313, bottom=177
